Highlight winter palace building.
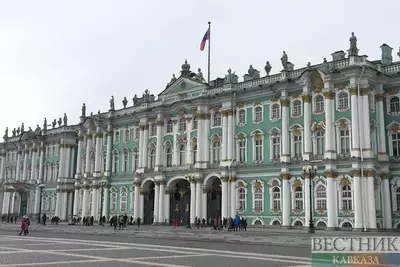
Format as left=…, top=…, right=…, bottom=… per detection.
left=1, top=33, right=400, bottom=230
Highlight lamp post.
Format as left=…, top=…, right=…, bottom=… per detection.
left=37, top=184, right=45, bottom=224
left=6, top=186, right=15, bottom=223
left=302, top=164, right=318, bottom=234
left=98, top=180, right=106, bottom=226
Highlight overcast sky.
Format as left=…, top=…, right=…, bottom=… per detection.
left=0, top=0, right=399, bottom=136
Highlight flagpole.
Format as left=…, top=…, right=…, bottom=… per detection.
left=207, top=21, right=211, bottom=84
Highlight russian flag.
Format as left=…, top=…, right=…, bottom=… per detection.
left=200, top=29, right=210, bottom=51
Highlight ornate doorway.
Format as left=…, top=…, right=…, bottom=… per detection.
left=169, top=179, right=190, bottom=225
left=143, top=182, right=155, bottom=224
left=206, top=177, right=221, bottom=219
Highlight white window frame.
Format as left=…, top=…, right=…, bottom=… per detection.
left=289, top=125, right=303, bottom=158
left=387, top=95, right=400, bottom=114
left=192, top=116, right=198, bottom=130
left=103, top=133, right=108, bottom=146
left=134, top=127, right=140, bottom=140
left=122, top=148, right=129, bottom=173
left=335, top=119, right=352, bottom=155
left=391, top=183, right=400, bottom=212
left=178, top=145, right=186, bottom=166
left=341, top=184, right=353, bottom=210
left=290, top=178, right=304, bottom=211
left=251, top=130, right=264, bottom=163
left=133, top=146, right=139, bottom=171
left=268, top=127, right=281, bottom=161
left=120, top=188, right=127, bottom=212
left=235, top=133, right=247, bottom=164
left=102, top=151, right=107, bottom=173
left=112, top=149, right=119, bottom=174
left=270, top=102, right=281, bottom=122
left=291, top=99, right=303, bottom=118
left=253, top=105, right=263, bottom=124
left=252, top=180, right=264, bottom=213
left=164, top=143, right=173, bottom=167
left=110, top=190, right=117, bottom=211
left=268, top=179, right=281, bottom=211
left=212, top=111, right=222, bottom=128
left=178, top=118, right=187, bottom=132
left=313, top=94, right=325, bottom=114
left=192, top=143, right=197, bottom=165
left=114, top=130, right=120, bottom=144
left=368, top=93, right=375, bottom=113
left=211, top=136, right=221, bottom=164
left=313, top=130, right=325, bottom=156
left=390, top=132, right=400, bottom=157
left=237, top=186, right=247, bottom=212
left=237, top=109, right=246, bottom=126
left=315, top=184, right=327, bottom=210
left=88, top=192, right=93, bottom=213
left=149, top=144, right=156, bottom=169
left=150, top=123, right=157, bottom=137
left=336, top=91, right=350, bottom=111
left=123, top=128, right=130, bottom=143
left=166, top=120, right=173, bottom=134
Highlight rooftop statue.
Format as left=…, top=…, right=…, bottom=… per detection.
left=244, top=65, right=260, bottom=81
left=81, top=103, right=86, bottom=117
left=35, top=125, right=41, bottom=135
left=16, top=127, right=20, bottom=135
left=90, top=112, right=93, bottom=116
left=43, top=118, right=47, bottom=131
left=264, top=61, right=271, bottom=76
left=98, top=110, right=101, bottom=114
left=4, top=127, right=8, bottom=138
left=122, top=97, right=128, bottom=108
left=397, top=46, right=400, bottom=59
left=12, top=128, right=16, bottom=137
left=52, top=119, right=56, bottom=128
left=28, top=127, right=32, bottom=132
left=21, top=123, right=24, bottom=133
left=57, top=118, right=62, bottom=127
left=281, top=51, right=288, bottom=70
left=166, top=74, right=177, bottom=88
left=348, top=32, right=358, bottom=56
left=224, top=68, right=238, bottom=84
left=194, top=68, right=205, bottom=82
left=307, top=62, right=311, bottom=68
left=133, top=94, right=138, bottom=105
left=63, top=113, right=68, bottom=126
left=109, top=96, right=115, bottom=111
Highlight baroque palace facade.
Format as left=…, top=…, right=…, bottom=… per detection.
left=1, top=33, right=400, bottom=230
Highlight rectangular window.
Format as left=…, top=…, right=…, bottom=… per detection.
left=340, top=130, right=350, bottom=153
left=272, top=137, right=280, bottom=159
left=255, top=139, right=263, bottom=161
left=294, top=135, right=302, bottom=157
left=392, top=133, right=400, bottom=157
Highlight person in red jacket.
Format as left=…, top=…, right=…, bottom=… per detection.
left=18, top=216, right=27, bottom=236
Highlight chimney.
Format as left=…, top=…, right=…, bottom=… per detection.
left=380, top=44, right=393, bottom=65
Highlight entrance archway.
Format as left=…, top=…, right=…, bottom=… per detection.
left=205, top=176, right=221, bottom=220
left=142, top=180, right=155, bottom=224
left=169, top=179, right=191, bottom=225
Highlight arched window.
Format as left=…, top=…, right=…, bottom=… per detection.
left=294, top=221, right=303, bottom=226
left=390, top=96, right=400, bottom=113
left=238, top=188, right=246, bottom=211
left=293, top=135, right=302, bottom=157
left=149, top=146, right=156, bottom=168
left=133, top=147, right=139, bottom=170
left=212, top=140, right=221, bottom=164
left=316, top=185, right=327, bottom=210
left=238, top=110, right=246, bottom=124
left=166, top=120, right=173, bottom=133
left=124, top=129, right=130, bottom=142
left=271, top=136, right=280, bottom=160
left=112, top=151, right=119, bottom=173
left=123, top=149, right=129, bottom=172
left=342, top=222, right=352, bottom=228
left=255, top=138, right=263, bottom=161
left=254, top=188, right=263, bottom=211
left=271, top=103, right=280, bottom=119
left=294, top=187, right=303, bottom=210
left=179, top=145, right=186, bottom=166
left=88, top=192, right=93, bottom=212
left=392, top=133, right=400, bottom=157
left=192, top=116, right=198, bottom=130
left=315, top=95, right=324, bottom=113
left=316, top=131, right=325, bottom=155
left=179, top=118, right=186, bottom=132
left=166, top=147, right=172, bottom=167
left=396, top=188, right=400, bottom=212
left=340, top=128, right=350, bottom=154
left=120, top=189, right=127, bottom=211
left=338, top=92, right=349, bottom=109
left=273, top=187, right=281, bottom=210
left=110, top=192, right=117, bottom=210
left=254, top=106, right=263, bottom=122
left=192, top=145, right=197, bottom=165
left=135, top=127, right=140, bottom=140
left=150, top=123, right=157, bottom=136
left=238, top=140, right=246, bottom=162
left=292, top=100, right=302, bottom=116
left=213, top=112, right=221, bottom=127
left=114, top=131, right=120, bottom=144
left=342, top=185, right=352, bottom=210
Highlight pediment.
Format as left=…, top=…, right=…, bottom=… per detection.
left=159, top=77, right=207, bottom=98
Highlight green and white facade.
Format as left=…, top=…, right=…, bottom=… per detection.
left=1, top=36, right=400, bottom=230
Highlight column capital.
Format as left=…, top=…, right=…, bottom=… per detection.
left=302, top=94, right=312, bottom=103
left=350, top=169, right=361, bottom=177
left=376, top=93, right=385, bottom=101
left=380, top=172, right=392, bottom=180
left=348, top=87, right=358, bottom=96
left=303, top=173, right=311, bottom=179
left=280, top=99, right=290, bottom=107
left=133, top=180, right=141, bottom=187
left=322, top=91, right=335, bottom=99
left=325, top=170, right=338, bottom=178
left=221, top=177, right=229, bottom=182
left=159, top=180, right=166, bottom=185
left=229, top=176, right=237, bottom=182
left=140, top=124, right=149, bottom=130
left=86, top=134, right=93, bottom=139
left=366, top=170, right=376, bottom=177
left=221, top=110, right=229, bottom=117
left=95, top=132, right=103, bottom=138
left=280, top=173, right=291, bottom=180
left=156, top=120, right=164, bottom=126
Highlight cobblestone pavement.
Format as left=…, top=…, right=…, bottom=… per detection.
left=0, top=234, right=312, bottom=267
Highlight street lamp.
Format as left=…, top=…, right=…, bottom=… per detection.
left=302, top=164, right=318, bottom=234
left=37, top=183, right=45, bottom=224
left=6, top=186, right=15, bottom=223
left=98, top=180, right=106, bottom=226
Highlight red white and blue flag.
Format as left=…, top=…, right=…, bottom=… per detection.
left=200, top=28, right=210, bottom=51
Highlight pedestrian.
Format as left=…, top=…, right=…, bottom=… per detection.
left=42, top=213, right=47, bottom=225
left=136, top=217, right=141, bottom=228
left=18, top=216, right=29, bottom=236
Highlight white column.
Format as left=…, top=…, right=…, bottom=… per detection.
left=195, top=179, right=202, bottom=219
left=230, top=178, right=236, bottom=217
left=55, top=189, right=61, bottom=217
left=0, top=151, right=5, bottom=181
left=376, top=96, right=387, bottom=156
left=304, top=177, right=310, bottom=227
left=281, top=100, right=290, bottom=162
left=134, top=183, right=140, bottom=219
left=303, top=96, right=312, bottom=158
left=22, top=149, right=28, bottom=181
left=69, top=146, right=75, bottom=178
left=142, top=125, right=149, bottom=168
left=85, top=135, right=92, bottom=175
left=75, top=134, right=84, bottom=177
left=64, top=146, right=71, bottom=178
left=67, top=192, right=73, bottom=219
left=94, top=132, right=102, bottom=176
left=203, top=115, right=210, bottom=165
left=282, top=175, right=290, bottom=226
left=324, top=92, right=335, bottom=158
left=221, top=178, right=228, bottom=219
left=164, top=193, right=170, bottom=223
left=221, top=112, right=228, bottom=161
left=38, top=144, right=45, bottom=182
left=2, top=192, right=10, bottom=216
left=102, top=186, right=109, bottom=220
left=190, top=180, right=196, bottom=223
left=367, top=171, right=376, bottom=229
left=34, top=187, right=41, bottom=214
left=16, top=150, right=22, bottom=181
left=196, top=114, right=204, bottom=166
left=158, top=181, right=165, bottom=223
left=153, top=181, right=159, bottom=223
left=82, top=185, right=89, bottom=217
left=326, top=175, right=337, bottom=228
left=30, top=146, right=37, bottom=181
left=155, top=119, right=163, bottom=171
left=105, top=131, right=112, bottom=175
left=73, top=186, right=80, bottom=216
left=382, top=176, right=392, bottom=229
left=227, top=111, right=234, bottom=160
left=362, top=93, right=372, bottom=158
left=91, top=186, right=98, bottom=219
left=350, top=91, right=360, bottom=157
left=202, top=190, right=207, bottom=219
left=139, top=194, right=144, bottom=220
left=353, top=174, right=363, bottom=229
left=186, top=119, right=192, bottom=165
left=61, top=191, right=68, bottom=220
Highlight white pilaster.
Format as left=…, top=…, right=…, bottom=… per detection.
left=303, top=96, right=312, bottom=160
left=324, top=91, right=336, bottom=159
left=105, top=129, right=112, bottom=176
left=164, top=193, right=170, bottom=223
left=82, top=185, right=89, bottom=217
left=172, top=121, right=178, bottom=166
left=367, top=173, right=376, bottom=229
left=362, top=93, right=372, bottom=158
left=186, top=119, right=192, bottom=165
left=304, top=177, right=310, bottom=227
left=282, top=175, right=290, bottom=226
left=76, top=133, right=84, bottom=178
left=64, top=146, right=71, bottom=178
left=153, top=182, right=159, bottom=223
left=38, top=144, right=45, bottom=182
left=73, top=187, right=80, bottom=216
left=134, top=183, right=140, bottom=219
left=61, top=191, right=68, bottom=220
left=376, top=96, right=388, bottom=161
left=202, top=191, right=207, bottom=219
left=34, top=187, right=41, bottom=214
left=230, top=179, right=236, bottom=217
left=94, top=131, right=102, bottom=177
left=67, top=192, right=73, bottom=219
left=55, top=189, right=61, bottom=217
left=350, top=91, right=360, bottom=157
left=139, top=194, right=144, bottom=220
left=382, top=177, right=392, bottom=229
left=30, top=145, right=38, bottom=182
left=281, top=99, right=290, bottom=162
left=353, top=175, right=363, bottom=229
left=85, top=135, right=92, bottom=176
left=196, top=113, right=204, bottom=167
left=16, top=149, right=22, bottom=181
left=195, top=179, right=202, bottom=219
left=221, top=112, right=228, bottom=161
left=103, top=186, right=109, bottom=220
left=221, top=178, right=228, bottom=219
left=0, top=151, right=5, bottom=181
left=203, top=115, right=210, bottom=165
left=22, top=148, right=28, bottom=181
left=142, top=125, right=149, bottom=168
left=326, top=176, right=337, bottom=228
left=91, top=186, right=98, bottom=219
left=155, top=116, right=164, bottom=172
left=190, top=180, right=196, bottom=223
left=158, top=181, right=165, bottom=223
